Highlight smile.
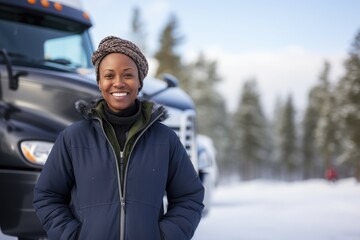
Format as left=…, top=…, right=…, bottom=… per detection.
left=112, top=92, right=128, bottom=97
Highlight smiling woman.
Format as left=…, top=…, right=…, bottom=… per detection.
left=98, top=53, right=141, bottom=112
left=33, top=35, right=205, bottom=240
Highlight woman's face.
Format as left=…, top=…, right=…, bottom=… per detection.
left=98, top=53, right=141, bottom=112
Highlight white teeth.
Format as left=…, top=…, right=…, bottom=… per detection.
left=112, top=92, right=127, bottom=97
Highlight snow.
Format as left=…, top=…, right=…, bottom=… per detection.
left=1, top=179, right=359, bottom=240
left=193, top=178, right=360, bottom=240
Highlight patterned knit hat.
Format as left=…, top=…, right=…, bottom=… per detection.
left=92, top=36, right=148, bottom=84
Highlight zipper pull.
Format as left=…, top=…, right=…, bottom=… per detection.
left=120, top=151, right=124, bottom=164
left=121, top=197, right=126, bottom=213
left=120, top=151, right=124, bottom=182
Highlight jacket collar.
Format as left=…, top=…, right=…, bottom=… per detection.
left=75, top=97, right=168, bottom=122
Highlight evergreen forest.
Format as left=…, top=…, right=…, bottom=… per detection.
left=129, top=7, right=360, bottom=182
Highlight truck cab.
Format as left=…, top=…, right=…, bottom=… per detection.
left=0, top=0, right=198, bottom=238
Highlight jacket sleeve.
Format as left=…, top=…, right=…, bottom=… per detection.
left=33, top=131, right=80, bottom=240
left=159, top=133, right=205, bottom=240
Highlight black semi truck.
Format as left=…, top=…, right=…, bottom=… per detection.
left=0, top=0, right=200, bottom=239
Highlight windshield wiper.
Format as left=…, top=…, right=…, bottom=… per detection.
left=44, top=58, right=73, bottom=66
left=7, top=52, right=28, bottom=58
left=1, top=51, right=77, bottom=72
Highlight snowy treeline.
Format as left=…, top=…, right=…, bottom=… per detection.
left=181, top=30, right=360, bottom=182
left=130, top=9, right=360, bottom=182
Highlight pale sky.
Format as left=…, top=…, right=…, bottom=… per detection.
left=81, top=0, right=360, bottom=117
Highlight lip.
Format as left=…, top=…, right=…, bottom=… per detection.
left=111, top=92, right=128, bottom=97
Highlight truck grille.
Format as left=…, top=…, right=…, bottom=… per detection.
left=163, top=109, right=198, bottom=169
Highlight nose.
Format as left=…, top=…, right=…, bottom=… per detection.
left=113, top=76, right=125, bottom=87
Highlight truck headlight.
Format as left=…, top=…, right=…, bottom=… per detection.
left=20, top=141, right=53, bottom=165
left=198, top=150, right=210, bottom=170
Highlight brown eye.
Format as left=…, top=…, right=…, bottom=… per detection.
left=124, top=73, right=134, bottom=79
left=104, top=74, right=113, bottom=79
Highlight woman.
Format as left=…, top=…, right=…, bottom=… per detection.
left=33, top=36, right=204, bottom=240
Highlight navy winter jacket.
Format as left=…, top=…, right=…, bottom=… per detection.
left=33, top=99, right=204, bottom=240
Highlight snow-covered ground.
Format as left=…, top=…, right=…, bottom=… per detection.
left=1, top=178, right=359, bottom=240
left=193, top=178, right=360, bottom=240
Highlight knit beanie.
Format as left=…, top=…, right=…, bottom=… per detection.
left=92, top=36, right=149, bottom=86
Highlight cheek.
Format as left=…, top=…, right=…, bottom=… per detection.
left=98, top=79, right=108, bottom=90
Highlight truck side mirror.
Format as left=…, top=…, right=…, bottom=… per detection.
left=142, top=73, right=180, bottom=100
left=0, top=49, right=27, bottom=91
left=162, top=73, right=179, bottom=88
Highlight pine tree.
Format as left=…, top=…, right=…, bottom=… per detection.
left=302, top=61, right=331, bottom=179
left=302, top=90, right=319, bottom=179
left=154, top=14, right=184, bottom=79
left=129, top=7, right=147, bottom=54
left=269, top=96, right=284, bottom=179
left=183, top=53, right=230, bottom=176
left=314, top=62, right=339, bottom=178
left=232, top=79, right=268, bottom=180
left=336, top=30, right=360, bottom=181
left=277, top=95, right=297, bottom=180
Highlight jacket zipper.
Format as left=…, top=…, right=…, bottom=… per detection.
left=97, top=109, right=164, bottom=240
left=120, top=110, right=164, bottom=240
left=120, top=151, right=125, bottom=189
left=119, top=151, right=125, bottom=240
left=95, top=117, right=123, bottom=240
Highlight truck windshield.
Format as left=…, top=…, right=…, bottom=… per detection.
left=0, top=10, right=94, bottom=73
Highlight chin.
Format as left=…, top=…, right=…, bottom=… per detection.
left=111, top=104, right=131, bottom=112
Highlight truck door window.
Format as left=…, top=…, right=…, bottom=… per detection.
left=45, top=35, right=86, bottom=69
